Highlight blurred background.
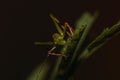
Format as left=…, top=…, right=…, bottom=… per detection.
left=0, top=0, right=120, bottom=80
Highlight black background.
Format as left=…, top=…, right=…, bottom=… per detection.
left=0, top=0, right=120, bottom=80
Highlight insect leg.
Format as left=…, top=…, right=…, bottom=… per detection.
left=65, top=22, right=74, bottom=36
left=48, top=52, right=67, bottom=59
left=48, top=46, right=56, bottom=52
left=50, top=14, right=64, bottom=36
left=48, top=46, right=66, bottom=59
left=34, top=42, right=54, bottom=45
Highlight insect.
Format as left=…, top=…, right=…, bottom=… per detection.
left=34, top=14, right=74, bottom=58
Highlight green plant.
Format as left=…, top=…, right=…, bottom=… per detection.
left=27, top=12, right=120, bottom=80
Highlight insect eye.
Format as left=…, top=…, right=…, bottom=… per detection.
left=53, top=33, right=60, bottom=38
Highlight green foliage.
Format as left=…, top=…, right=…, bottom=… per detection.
left=27, top=12, right=120, bottom=80
left=79, top=21, right=120, bottom=60
left=27, top=61, right=50, bottom=80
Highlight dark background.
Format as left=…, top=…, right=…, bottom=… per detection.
left=0, top=0, right=120, bottom=80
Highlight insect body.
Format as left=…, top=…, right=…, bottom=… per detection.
left=35, top=14, right=74, bottom=58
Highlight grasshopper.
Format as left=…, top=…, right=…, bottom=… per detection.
left=34, top=14, right=74, bottom=58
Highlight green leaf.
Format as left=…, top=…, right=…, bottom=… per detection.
left=69, top=12, right=98, bottom=66
left=79, top=21, right=120, bottom=60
